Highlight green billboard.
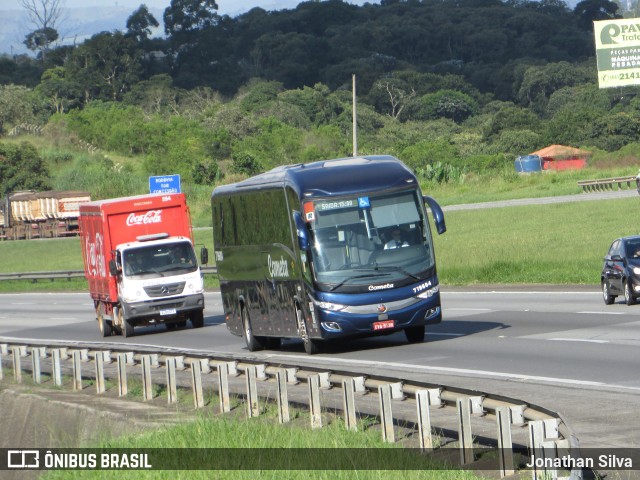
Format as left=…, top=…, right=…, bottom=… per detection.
left=594, top=18, right=640, bottom=88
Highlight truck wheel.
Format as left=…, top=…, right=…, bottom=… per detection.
left=191, top=310, right=204, bottom=328
left=242, top=307, right=266, bottom=351
left=116, top=306, right=134, bottom=337
left=96, top=304, right=112, bottom=337
left=405, top=325, right=425, bottom=343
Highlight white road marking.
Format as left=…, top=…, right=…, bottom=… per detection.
left=277, top=354, right=608, bottom=387
left=548, top=338, right=609, bottom=344
left=577, top=311, right=625, bottom=315
left=447, top=308, right=492, bottom=311
left=428, top=332, right=465, bottom=337
left=443, top=291, right=597, bottom=295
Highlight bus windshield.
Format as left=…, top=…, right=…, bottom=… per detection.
left=306, top=189, right=435, bottom=291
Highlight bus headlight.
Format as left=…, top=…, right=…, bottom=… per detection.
left=315, top=300, right=346, bottom=312
left=417, top=285, right=439, bottom=299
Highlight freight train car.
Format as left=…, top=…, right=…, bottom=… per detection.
left=0, top=190, right=91, bottom=240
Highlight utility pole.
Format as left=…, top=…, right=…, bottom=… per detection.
left=352, top=74, right=358, bottom=157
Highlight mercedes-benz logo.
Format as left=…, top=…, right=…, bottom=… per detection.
left=161, top=286, right=169, bottom=294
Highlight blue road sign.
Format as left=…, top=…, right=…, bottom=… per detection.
left=149, top=174, right=181, bottom=194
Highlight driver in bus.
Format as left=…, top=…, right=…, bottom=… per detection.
left=384, top=228, right=409, bottom=249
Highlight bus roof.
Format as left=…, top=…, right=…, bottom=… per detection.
left=212, top=155, right=417, bottom=199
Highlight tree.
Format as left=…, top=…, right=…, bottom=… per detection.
left=164, top=0, right=219, bottom=37
left=36, top=66, right=80, bottom=113
left=24, top=28, right=59, bottom=58
left=368, top=78, right=416, bottom=119
left=573, top=0, right=620, bottom=30
left=64, top=32, right=143, bottom=103
left=126, top=4, right=160, bottom=44
left=0, top=141, right=51, bottom=193
left=19, top=0, right=65, bottom=62
left=517, top=62, right=592, bottom=112
left=0, top=85, right=39, bottom=134
left=411, top=90, right=478, bottom=123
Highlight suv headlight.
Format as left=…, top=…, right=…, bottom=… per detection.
left=633, top=267, right=640, bottom=275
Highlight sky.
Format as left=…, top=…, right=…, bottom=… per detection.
left=0, top=0, right=370, bottom=16
left=0, top=0, right=373, bottom=55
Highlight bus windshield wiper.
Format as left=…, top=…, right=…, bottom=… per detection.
left=329, top=272, right=391, bottom=292
left=370, top=265, right=420, bottom=280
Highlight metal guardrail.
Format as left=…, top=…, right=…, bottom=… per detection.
left=0, top=340, right=581, bottom=479
left=577, top=176, right=637, bottom=192
left=0, top=266, right=218, bottom=282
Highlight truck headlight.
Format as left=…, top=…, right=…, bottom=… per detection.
left=187, top=282, right=205, bottom=294
left=124, top=290, right=142, bottom=303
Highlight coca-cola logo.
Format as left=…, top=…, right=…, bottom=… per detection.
left=126, top=210, right=162, bottom=226
left=86, top=233, right=106, bottom=277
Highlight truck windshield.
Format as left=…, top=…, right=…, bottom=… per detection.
left=306, top=189, right=435, bottom=291
left=123, top=241, right=197, bottom=278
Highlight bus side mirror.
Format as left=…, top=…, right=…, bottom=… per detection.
left=200, top=247, right=209, bottom=265
left=423, top=196, right=446, bottom=235
left=292, top=211, right=310, bottom=251
left=109, top=259, right=119, bottom=276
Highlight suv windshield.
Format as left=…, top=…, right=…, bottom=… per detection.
left=123, top=241, right=197, bottom=278
left=306, top=189, right=435, bottom=291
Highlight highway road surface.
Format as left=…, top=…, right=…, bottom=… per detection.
left=1, top=287, right=639, bottom=449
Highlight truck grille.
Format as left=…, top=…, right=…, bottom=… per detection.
left=144, top=282, right=186, bottom=297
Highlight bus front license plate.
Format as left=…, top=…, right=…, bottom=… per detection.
left=160, top=308, right=177, bottom=316
left=373, top=320, right=395, bottom=331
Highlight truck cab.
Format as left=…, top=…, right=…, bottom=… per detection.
left=110, top=234, right=205, bottom=332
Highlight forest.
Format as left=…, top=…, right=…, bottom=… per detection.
left=1, top=0, right=639, bottom=199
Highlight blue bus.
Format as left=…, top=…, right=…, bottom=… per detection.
left=211, top=155, right=446, bottom=354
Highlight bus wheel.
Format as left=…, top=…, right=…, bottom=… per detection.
left=265, top=337, right=281, bottom=350
left=191, top=310, right=204, bottom=328
left=405, top=325, right=425, bottom=343
left=296, top=307, right=320, bottom=355
left=242, top=307, right=266, bottom=351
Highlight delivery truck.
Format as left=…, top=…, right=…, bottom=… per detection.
left=79, top=193, right=207, bottom=337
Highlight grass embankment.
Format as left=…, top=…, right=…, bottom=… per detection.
left=434, top=197, right=638, bottom=285
left=1, top=196, right=637, bottom=291
left=42, top=413, right=478, bottom=480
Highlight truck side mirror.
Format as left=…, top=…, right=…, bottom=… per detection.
left=109, top=259, right=119, bottom=276
left=292, top=211, right=310, bottom=251
left=200, top=247, right=209, bottom=265
left=423, top=195, right=446, bottom=235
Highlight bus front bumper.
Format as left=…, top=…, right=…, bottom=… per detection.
left=312, top=295, right=442, bottom=339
